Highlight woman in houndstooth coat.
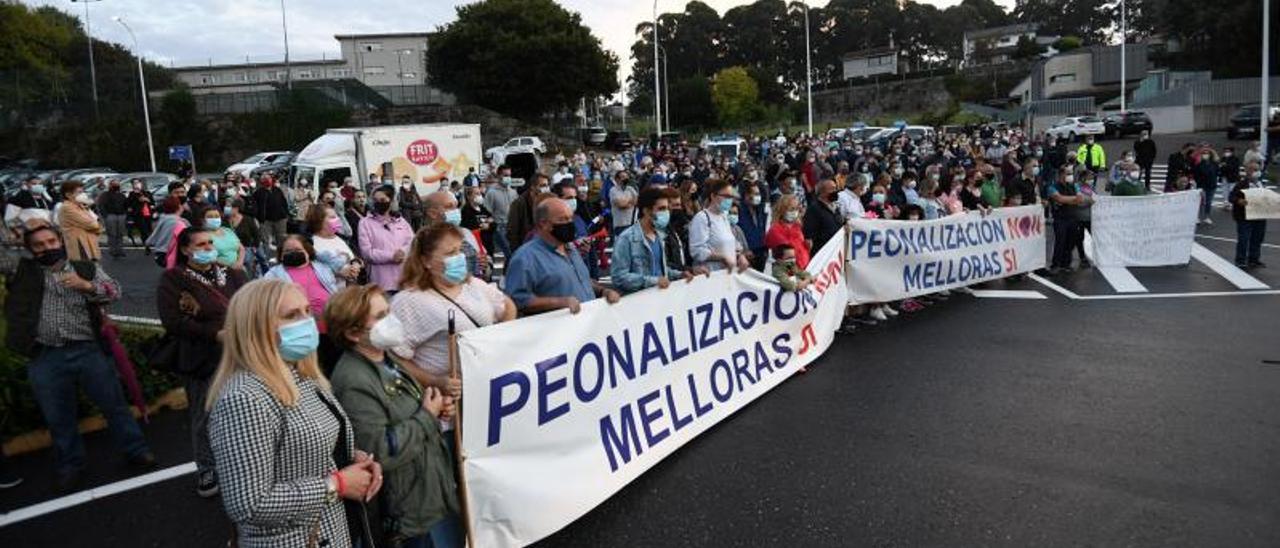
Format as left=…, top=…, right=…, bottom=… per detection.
left=206, top=279, right=384, bottom=548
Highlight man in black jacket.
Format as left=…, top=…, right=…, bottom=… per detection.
left=97, top=179, right=130, bottom=258
left=252, top=175, right=291, bottom=253
left=803, top=179, right=845, bottom=251
left=1132, top=131, right=1157, bottom=190
left=125, top=180, right=154, bottom=248
left=2, top=224, right=155, bottom=491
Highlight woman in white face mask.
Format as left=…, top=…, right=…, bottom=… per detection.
left=57, top=180, right=104, bottom=261
left=326, top=284, right=462, bottom=547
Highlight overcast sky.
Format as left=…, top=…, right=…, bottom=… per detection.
left=21, top=0, right=1015, bottom=81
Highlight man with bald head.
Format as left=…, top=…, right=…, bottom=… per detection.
left=424, top=190, right=490, bottom=280
left=502, top=197, right=620, bottom=316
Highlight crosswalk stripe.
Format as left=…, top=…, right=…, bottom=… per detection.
left=1189, top=243, right=1270, bottom=290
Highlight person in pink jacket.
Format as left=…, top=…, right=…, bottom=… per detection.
left=358, top=186, right=416, bottom=292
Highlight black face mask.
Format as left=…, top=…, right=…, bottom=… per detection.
left=282, top=250, right=308, bottom=268
left=35, top=247, right=66, bottom=267
left=550, top=221, right=577, bottom=244
left=372, top=201, right=391, bottom=215
left=826, top=191, right=840, bottom=203
left=669, top=210, right=690, bottom=229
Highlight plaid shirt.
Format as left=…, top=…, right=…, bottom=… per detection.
left=0, top=248, right=122, bottom=347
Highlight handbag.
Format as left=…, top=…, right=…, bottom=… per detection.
left=146, top=334, right=181, bottom=372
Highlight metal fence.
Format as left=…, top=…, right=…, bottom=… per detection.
left=192, top=91, right=281, bottom=115
left=1133, top=77, right=1280, bottom=109
left=369, top=85, right=457, bottom=106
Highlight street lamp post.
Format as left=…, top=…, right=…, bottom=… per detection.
left=70, top=0, right=103, bottom=119
left=280, top=0, right=292, bottom=90
left=1120, top=0, right=1126, bottom=113
left=657, top=45, right=670, bottom=132
left=1262, top=0, right=1271, bottom=159
left=803, top=0, right=813, bottom=137
left=113, top=16, right=156, bottom=172
left=653, top=0, right=662, bottom=136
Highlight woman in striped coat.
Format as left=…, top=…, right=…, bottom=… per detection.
left=206, top=279, right=383, bottom=548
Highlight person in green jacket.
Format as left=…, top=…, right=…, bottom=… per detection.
left=325, top=284, right=463, bottom=548
left=1076, top=136, right=1107, bottom=173
left=1111, top=161, right=1148, bottom=196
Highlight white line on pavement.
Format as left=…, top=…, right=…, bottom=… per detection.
left=969, top=289, right=1048, bottom=299
left=0, top=462, right=196, bottom=528
left=1096, top=266, right=1150, bottom=293
left=1189, top=243, right=1270, bottom=290
left=1028, top=273, right=1082, bottom=299
left=1195, top=234, right=1280, bottom=250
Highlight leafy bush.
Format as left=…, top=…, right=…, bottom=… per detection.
left=0, top=312, right=180, bottom=438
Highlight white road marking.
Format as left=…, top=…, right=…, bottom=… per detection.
left=1189, top=243, right=1270, bottom=290
left=0, top=462, right=196, bottom=528
left=1073, top=289, right=1280, bottom=300
left=1195, top=234, right=1280, bottom=250
left=969, top=289, right=1048, bottom=299
left=1028, top=273, right=1082, bottom=299
left=1096, top=266, right=1150, bottom=293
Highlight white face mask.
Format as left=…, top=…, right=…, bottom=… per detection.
left=369, top=314, right=407, bottom=351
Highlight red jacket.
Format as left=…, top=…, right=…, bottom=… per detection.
left=764, top=221, right=811, bottom=269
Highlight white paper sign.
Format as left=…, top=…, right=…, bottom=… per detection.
left=457, top=234, right=850, bottom=547
left=1091, top=190, right=1199, bottom=267
left=1243, top=188, right=1280, bottom=220
left=845, top=205, right=1047, bottom=303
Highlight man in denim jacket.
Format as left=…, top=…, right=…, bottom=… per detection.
left=610, top=187, right=706, bottom=294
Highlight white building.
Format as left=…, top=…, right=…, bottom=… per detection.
left=962, top=23, right=1041, bottom=67
left=841, top=47, right=898, bottom=80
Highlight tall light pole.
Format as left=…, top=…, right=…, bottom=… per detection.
left=114, top=16, right=156, bottom=172
left=653, top=0, right=662, bottom=136
left=658, top=45, right=670, bottom=132
left=1120, top=0, right=1126, bottom=113
left=622, top=79, right=628, bottom=131
left=280, top=0, right=292, bottom=90
left=1262, top=0, right=1271, bottom=159
left=71, top=0, right=103, bottom=119
left=803, top=0, right=813, bottom=137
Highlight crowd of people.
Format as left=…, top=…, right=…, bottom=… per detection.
left=0, top=122, right=1272, bottom=547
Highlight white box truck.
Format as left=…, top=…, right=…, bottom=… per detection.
left=291, top=123, right=482, bottom=197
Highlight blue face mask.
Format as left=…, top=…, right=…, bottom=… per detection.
left=31, top=184, right=46, bottom=195
left=1031, top=167, right=1041, bottom=177
left=278, top=317, right=319, bottom=362
left=654, top=210, right=671, bottom=229
left=205, top=218, right=222, bottom=230
left=191, top=249, right=218, bottom=265
left=223, top=206, right=233, bottom=216
left=442, top=253, right=468, bottom=284
left=727, top=213, right=739, bottom=225
left=563, top=198, right=578, bottom=214
left=719, top=197, right=734, bottom=213
left=444, top=208, right=462, bottom=226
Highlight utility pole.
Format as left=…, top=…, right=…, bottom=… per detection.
left=660, top=46, right=670, bottom=132
left=653, top=0, right=662, bottom=136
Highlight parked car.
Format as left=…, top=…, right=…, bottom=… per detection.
left=580, top=126, right=607, bottom=146
left=485, top=136, right=546, bottom=160
left=700, top=134, right=748, bottom=162
left=604, top=130, right=634, bottom=151
left=1226, top=104, right=1279, bottom=140
left=1045, top=116, right=1106, bottom=141
left=847, top=126, right=886, bottom=141
left=1103, top=111, right=1153, bottom=138
left=649, top=131, right=684, bottom=149
left=247, top=152, right=296, bottom=180
left=225, top=151, right=292, bottom=178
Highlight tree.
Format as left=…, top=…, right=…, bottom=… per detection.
left=667, top=76, right=715, bottom=128
left=1052, top=36, right=1083, bottom=53
left=1012, top=35, right=1045, bottom=60
left=1014, top=0, right=1116, bottom=45
left=711, top=67, right=760, bottom=128
left=427, top=0, right=619, bottom=121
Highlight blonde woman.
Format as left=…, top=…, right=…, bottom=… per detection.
left=206, top=279, right=383, bottom=548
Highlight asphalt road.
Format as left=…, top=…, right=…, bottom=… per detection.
left=3, top=134, right=1279, bottom=547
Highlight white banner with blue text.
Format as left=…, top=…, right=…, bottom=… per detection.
left=845, top=205, right=1046, bottom=303
left=457, top=234, right=849, bottom=547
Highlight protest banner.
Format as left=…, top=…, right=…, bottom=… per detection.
left=845, top=205, right=1046, bottom=303
left=456, top=233, right=849, bottom=547
left=1091, top=190, right=1199, bottom=267
left=1243, top=188, right=1280, bottom=220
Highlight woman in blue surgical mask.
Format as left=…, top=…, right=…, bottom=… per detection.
left=158, top=226, right=249, bottom=498
left=205, top=278, right=384, bottom=548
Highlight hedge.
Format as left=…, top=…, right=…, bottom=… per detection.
left=0, top=284, right=183, bottom=439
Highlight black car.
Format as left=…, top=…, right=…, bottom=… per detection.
left=604, top=130, right=634, bottom=151
left=1103, top=111, right=1153, bottom=138
left=247, top=152, right=296, bottom=179
left=1227, top=104, right=1277, bottom=140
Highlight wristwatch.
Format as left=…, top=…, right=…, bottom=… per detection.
left=324, top=475, right=340, bottom=504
